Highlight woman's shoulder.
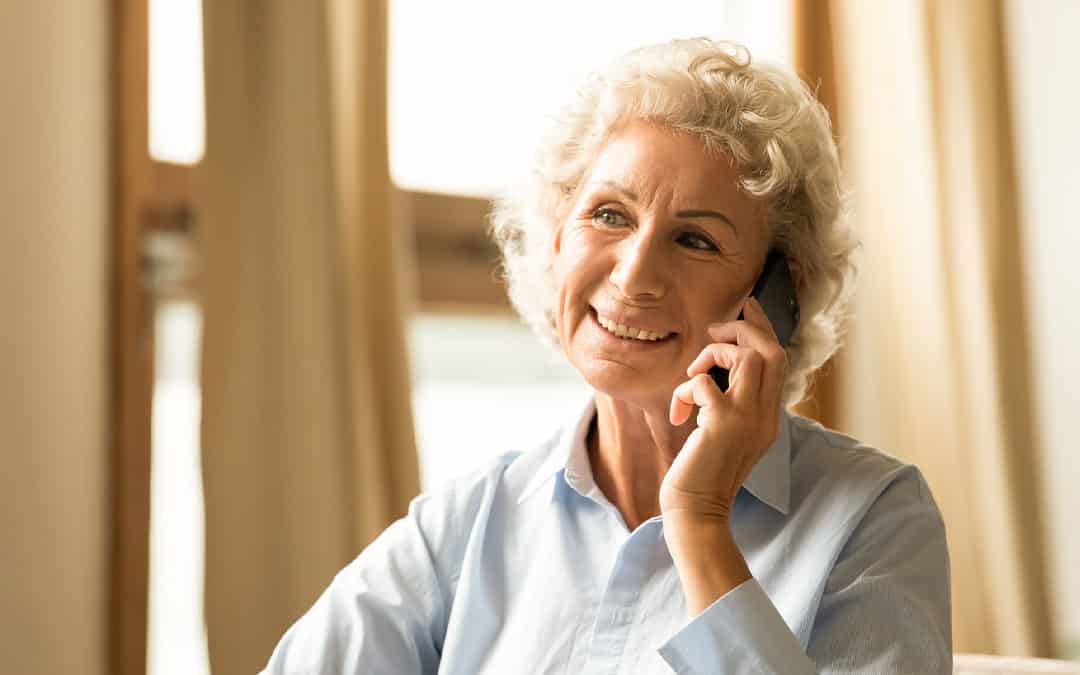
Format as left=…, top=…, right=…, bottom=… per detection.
left=784, top=413, right=943, bottom=522
left=411, top=425, right=564, bottom=525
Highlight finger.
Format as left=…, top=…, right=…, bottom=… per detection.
left=685, top=342, right=740, bottom=378
left=706, top=302, right=775, bottom=348
left=685, top=343, right=764, bottom=406
left=708, top=299, right=787, bottom=403
left=744, top=298, right=788, bottom=403
left=728, top=348, right=764, bottom=405
left=741, top=296, right=779, bottom=340
left=669, top=373, right=727, bottom=426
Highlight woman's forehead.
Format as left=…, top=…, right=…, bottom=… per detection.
left=583, top=123, right=761, bottom=216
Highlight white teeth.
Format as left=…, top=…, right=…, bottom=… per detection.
left=597, top=315, right=670, bottom=342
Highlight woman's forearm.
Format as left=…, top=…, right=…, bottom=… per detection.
left=663, top=512, right=751, bottom=616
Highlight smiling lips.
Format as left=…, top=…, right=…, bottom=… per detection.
left=595, top=313, right=674, bottom=342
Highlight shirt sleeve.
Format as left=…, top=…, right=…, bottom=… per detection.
left=656, top=467, right=952, bottom=674
left=657, top=578, right=815, bottom=674
left=806, top=467, right=952, bottom=673
left=258, top=495, right=449, bottom=675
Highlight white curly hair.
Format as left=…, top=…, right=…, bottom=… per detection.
left=489, top=37, right=858, bottom=407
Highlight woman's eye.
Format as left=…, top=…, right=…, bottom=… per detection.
left=591, top=207, right=629, bottom=228
left=679, top=232, right=719, bottom=252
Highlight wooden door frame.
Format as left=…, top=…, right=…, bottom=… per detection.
left=407, top=190, right=510, bottom=310
left=110, top=1, right=152, bottom=673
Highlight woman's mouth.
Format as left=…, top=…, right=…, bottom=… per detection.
left=590, top=308, right=676, bottom=344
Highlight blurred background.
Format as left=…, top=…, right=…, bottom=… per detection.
left=2, top=0, right=1078, bottom=673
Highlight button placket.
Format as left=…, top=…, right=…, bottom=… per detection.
left=582, top=521, right=663, bottom=674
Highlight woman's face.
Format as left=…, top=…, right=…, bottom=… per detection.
left=552, top=120, right=770, bottom=409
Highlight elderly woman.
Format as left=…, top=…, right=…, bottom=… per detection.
left=262, top=38, right=951, bottom=674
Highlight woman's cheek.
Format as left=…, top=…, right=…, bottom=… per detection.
left=552, top=286, right=573, bottom=350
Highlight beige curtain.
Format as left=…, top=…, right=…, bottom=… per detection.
left=1, top=4, right=110, bottom=674
left=791, top=0, right=844, bottom=430
left=829, top=0, right=1052, bottom=656
left=196, top=0, right=421, bottom=672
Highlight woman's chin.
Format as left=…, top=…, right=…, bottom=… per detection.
left=577, top=361, right=678, bottom=410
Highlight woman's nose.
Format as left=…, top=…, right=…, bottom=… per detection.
left=609, top=229, right=667, bottom=300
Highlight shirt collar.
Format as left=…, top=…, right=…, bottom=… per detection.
left=518, top=393, right=792, bottom=515
left=517, top=394, right=594, bottom=504
left=744, top=408, right=792, bottom=514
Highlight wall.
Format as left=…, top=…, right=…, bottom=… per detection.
left=1005, top=0, right=1080, bottom=658
left=0, top=2, right=110, bottom=674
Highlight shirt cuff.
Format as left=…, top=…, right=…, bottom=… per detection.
left=657, top=578, right=814, bottom=675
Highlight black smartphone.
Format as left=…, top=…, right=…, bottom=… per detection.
left=709, top=250, right=800, bottom=392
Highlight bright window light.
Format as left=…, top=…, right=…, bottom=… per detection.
left=389, top=0, right=793, bottom=197
left=149, top=0, right=206, bottom=165
left=409, top=314, right=590, bottom=490
left=147, top=300, right=210, bottom=675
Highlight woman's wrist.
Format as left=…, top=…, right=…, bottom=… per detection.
left=663, top=510, right=751, bottom=615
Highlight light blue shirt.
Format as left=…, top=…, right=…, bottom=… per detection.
left=262, top=394, right=951, bottom=674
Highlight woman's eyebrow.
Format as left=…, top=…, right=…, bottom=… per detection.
left=593, top=180, right=737, bottom=234
left=675, top=209, right=737, bottom=233
left=596, top=180, right=639, bottom=201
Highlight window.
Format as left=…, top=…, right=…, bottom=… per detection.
left=389, top=0, right=794, bottom=196
left=115, top=0, right=209, bottom=673
left=148, top=0, right=205, bottom=165
left=390, top=0, right=795, bottom=488
left=123, top=6, right=798, bottom=671
left=409, top=314, right=589, bottom=490
left=147, top=300, right=209, bottom=675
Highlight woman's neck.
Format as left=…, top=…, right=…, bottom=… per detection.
left=587, top=393, right=697, bottom=531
